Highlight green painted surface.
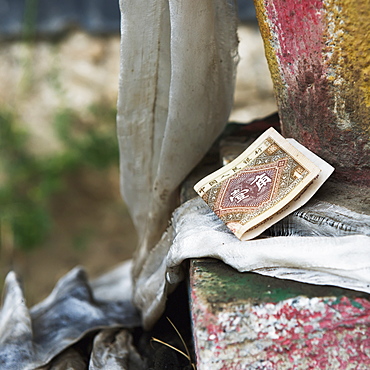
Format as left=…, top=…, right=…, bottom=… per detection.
left=191, top=258, right=370, bottom=305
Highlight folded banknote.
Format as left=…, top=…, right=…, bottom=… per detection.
left=194, top=127, right=334, bottom=240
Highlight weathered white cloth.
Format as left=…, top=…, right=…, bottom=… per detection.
left=0, top=265, right=142, bottom=369
left=116, top=0, right=239, bottom=281
left=135, top=197, right=370, bottom=329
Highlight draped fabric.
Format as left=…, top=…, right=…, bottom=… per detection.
left=0, top=2, right=241, bottom=366
left=116, top=0, right=239, bottom=282
left=0, top=265, right=143, bottom=369
left=131, top=197, right=370, bottom=329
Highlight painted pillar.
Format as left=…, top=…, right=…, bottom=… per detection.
left=254, top=0, right=370, bottom=186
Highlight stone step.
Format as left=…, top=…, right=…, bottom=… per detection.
left=189, top=258, right=370, bottom=369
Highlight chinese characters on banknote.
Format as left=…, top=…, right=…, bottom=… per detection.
left=194, top=128, right=334, bottom=240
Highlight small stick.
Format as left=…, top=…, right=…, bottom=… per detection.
left=166, top=316, right=192, bottom=363
left=151, top=317, right=196, bottom=369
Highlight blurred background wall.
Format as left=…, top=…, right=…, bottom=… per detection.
left=0, top=0, right=276, bottom=305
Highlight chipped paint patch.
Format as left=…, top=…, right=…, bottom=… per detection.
left=190, top=259, right=370, bottom=369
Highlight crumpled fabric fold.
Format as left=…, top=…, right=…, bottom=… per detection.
left=116, top=0, right=239, bottom=282
left=134, top=197, right=370, bottom=329
left=0, top=264, right=141, bottom=369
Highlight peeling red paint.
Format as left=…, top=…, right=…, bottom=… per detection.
left=255, top=296, right=370, bottom=369
left=265, top=0, right=324, bottom=75
left=262, top=0, right=336, bottom=169
left=255, top=0, right=370, bottom=185
left=190, top=260, right=370, bottom=369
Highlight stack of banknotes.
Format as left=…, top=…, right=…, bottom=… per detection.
left=194, top=127, right=334, bottom=240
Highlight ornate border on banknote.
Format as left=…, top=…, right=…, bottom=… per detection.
left=194, top=128, right=334, bottom=240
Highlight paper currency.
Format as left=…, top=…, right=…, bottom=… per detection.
left=194, top=127, right=334, bottom=240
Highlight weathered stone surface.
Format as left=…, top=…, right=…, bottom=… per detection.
left=254, top=0, right=370, bottom=186
left=190, top=258, right=370, bottom=369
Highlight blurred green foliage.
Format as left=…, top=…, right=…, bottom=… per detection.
left=0, top=103, right=119, bottom=250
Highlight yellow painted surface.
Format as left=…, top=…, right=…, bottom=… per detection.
left=253, top=0, right=369, bottom=182
left=324, top=0, right=370, bottom=134
left=255, top=0, right=370, bottom=136
left=253, top=0, right=283, bottom=102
